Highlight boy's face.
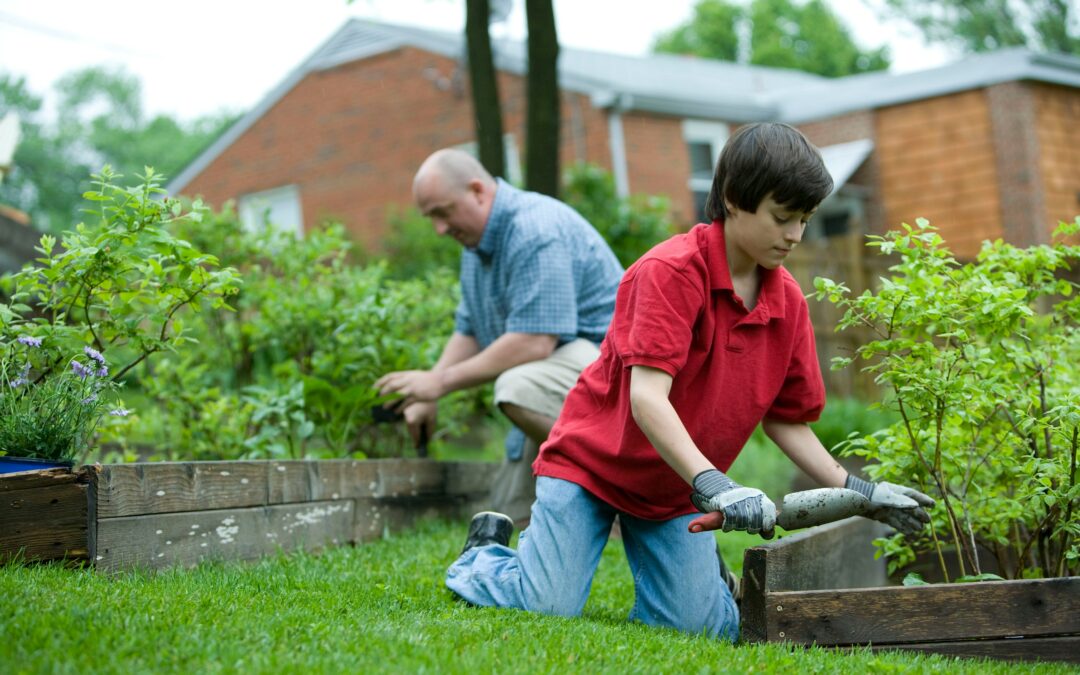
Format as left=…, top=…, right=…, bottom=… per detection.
left=724, top=194, right=815, bottom=273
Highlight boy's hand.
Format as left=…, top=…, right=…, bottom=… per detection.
left=845, top=475, right=934, bottom=536
left=690, top=469, right=776, bottom=536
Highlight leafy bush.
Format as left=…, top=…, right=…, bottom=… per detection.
left=811, top=397, right=898, bottom=453
left=120, top=210, right=484, bottom=461
left=816, top=218, right=1080, bottom=580
left=374, top=207, right=461, bottom=280
left=558, top=163, right=675, bottom=268
left=0, top=167, right=237, bottom=461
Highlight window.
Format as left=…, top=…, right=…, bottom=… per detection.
left=682, top=120, right=729, bottom=223
left=455, top=133, right=522, bottom=185
left=238, top=185, right=303, bottom=236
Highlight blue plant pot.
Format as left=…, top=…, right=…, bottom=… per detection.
left=0, top=456, right=75, bottom=475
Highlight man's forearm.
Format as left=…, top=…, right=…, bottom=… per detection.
left=762, top=419, right=847, bottom=488
left=432, top=333, right=481, bottom=372
left=437, top=332, right=558, bottom=395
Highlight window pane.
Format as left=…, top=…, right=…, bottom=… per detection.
left=688, top=142, right=714, bottom=179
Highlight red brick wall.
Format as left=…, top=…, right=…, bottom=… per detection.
left=621, top=113, right=696, bottom=227
left=875, top=90, right=1002, bottom=258
left=180, top=48, right=624, bottom=249
left=1033, top=83, right=1080, bottom=234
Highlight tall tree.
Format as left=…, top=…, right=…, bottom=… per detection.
left=878, top=0, right=1079, bottom=55
left=465, top=0, right=506, bottom=178
left=654, top=0, right=890, bottom=77
left=524, top=0, right=560, bottom=197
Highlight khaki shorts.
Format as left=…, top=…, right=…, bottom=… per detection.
left=488, top=338, right=600, bottom=523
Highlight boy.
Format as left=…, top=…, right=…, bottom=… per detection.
left=445, top=123, right=933, bottom=641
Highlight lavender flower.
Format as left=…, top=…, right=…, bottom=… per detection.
left=84, top=346, right=106, bottom=365
left=97, top=365, right=109, bottom=378
left=81, top=394, right=99, bottom=405
left=9, top=363, right=31, bottom=388
left=71, top=360, right=92, bottom=379
left=17, top=336, right=42, bottom=348
left=109, top=408, right=132, bottom=417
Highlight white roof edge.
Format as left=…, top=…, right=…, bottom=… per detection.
left=819, top=139, right=874, bottom=194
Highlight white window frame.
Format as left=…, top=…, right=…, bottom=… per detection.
left=237, top=184, right=303, bottom=237
left=682, top=120, right=730, bottom=220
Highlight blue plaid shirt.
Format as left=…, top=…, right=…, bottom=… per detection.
left=454, top=179, right=623, bottom=349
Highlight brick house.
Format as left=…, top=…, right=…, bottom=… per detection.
left=169, top=19, right=1080, bottom=259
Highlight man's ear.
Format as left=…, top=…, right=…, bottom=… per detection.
left=469, top=178, right=493, bottom=206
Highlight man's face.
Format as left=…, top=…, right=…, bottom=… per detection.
left=414, top=174, right=489, bottom=249
left=724, top=194, right=815, bottom=272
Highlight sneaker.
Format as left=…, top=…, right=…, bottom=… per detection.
left=462, top=511, right=514, bottom=554
left=716, top=545, right=742, bottom=602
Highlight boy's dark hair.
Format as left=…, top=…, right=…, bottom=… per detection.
left=704, top=122, right=833, bottom=221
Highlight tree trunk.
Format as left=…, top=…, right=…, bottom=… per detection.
left=525, top=0, right=560, bottom=197
left=465, top=0, right=506, bottom=178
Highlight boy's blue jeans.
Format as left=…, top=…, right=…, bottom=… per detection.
left=446, top=476, right=740, bottom=641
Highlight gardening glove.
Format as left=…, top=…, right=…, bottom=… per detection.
left=845, top=474, right=934, bottom=536
left=690, top=469, right=776, bottom=537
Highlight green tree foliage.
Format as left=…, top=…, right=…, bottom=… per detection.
left=0, top=67, right=236, bottom=232
left=654, top=0, right=891, bottom=77
left=880, top=0, right=1080, bottom=55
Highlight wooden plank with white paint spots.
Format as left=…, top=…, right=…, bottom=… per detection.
left=93, top=499, right=354, bottom=572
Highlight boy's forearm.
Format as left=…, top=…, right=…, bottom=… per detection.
left=762, top=419, right=847, bottom=487
left=629, top=366, right=712, bottom=484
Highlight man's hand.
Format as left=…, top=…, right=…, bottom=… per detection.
left=375, top=370, right=445, bottom=407
left=690, top=469, right=776, bottom=537
left=402, top=401, right=437, bottom=449
left=846, top=475, right=934, bottom=536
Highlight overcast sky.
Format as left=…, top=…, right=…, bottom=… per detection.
left=0, top=0, right=954, bottom=121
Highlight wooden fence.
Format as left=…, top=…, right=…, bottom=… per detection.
left=784, top=234, right=891, bottom=400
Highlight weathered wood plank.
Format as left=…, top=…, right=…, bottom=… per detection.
left=445, top=462, right=498, bottom=496
left=870, top=635, right=1080, bottom=664
left=94, top=459, right=491, bottom=518
left=94, top=500, right=355, bottom=572
left=741, top=517, right=889, bottom=642
left=767, top=577, right=1080, bottom=645
left=0, top=482, right=88, bottom=562
left=353, top=491, right=490, bottom=543
left=0, top=466, right=86, bottom=491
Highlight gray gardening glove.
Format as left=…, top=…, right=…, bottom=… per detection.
left=845, top=474, right=934, bottom=536
left=691, top=469, right=776, bottom=537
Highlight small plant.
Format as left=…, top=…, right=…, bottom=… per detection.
left=816, top=218, right=1080, bottom=581
left=0, top=337, right=127, bottom=463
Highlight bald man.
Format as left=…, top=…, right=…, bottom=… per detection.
left=376, top=149, right=624, bottom=525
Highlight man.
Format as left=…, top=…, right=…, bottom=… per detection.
left=376, top=149, right=623, bottom=525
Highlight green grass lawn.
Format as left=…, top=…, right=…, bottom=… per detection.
left=1, top=518, right=1069, bottom=674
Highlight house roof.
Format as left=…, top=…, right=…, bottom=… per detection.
left=167, top=19, right=1080, bottom=195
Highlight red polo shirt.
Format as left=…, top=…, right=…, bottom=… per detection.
left=533, top=222, right=825, bottom=520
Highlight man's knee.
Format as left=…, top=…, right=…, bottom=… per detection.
left=493, top=363, right=538, bottom=406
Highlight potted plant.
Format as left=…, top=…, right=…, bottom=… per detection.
left=815, top=218, right=1079, bottom=581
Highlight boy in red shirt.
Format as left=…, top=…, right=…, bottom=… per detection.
left=446, top=122, right=933, bottom=640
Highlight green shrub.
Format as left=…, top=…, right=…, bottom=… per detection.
left=119, top=210, right=484, bottom=461
left=816, top=218, right=1080, bottom=580
left=811, top=397, right=898, bottom=453
left=562, top=163, right=675, bottom=267
left=0, top=167, right=238, bottom=461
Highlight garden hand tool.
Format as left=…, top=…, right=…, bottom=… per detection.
left=688, top=487, right=872, bottom=534
left=371, top=404, right=429, bottom=457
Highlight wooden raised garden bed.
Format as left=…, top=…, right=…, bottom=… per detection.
left=740, top=517, right=1080, bottom=664
left=2, top=459, right=495, bottom=572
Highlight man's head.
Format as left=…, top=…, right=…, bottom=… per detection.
left=413, top=149, right=498, bottom=248
left=704, top=123, right=833, bottom=223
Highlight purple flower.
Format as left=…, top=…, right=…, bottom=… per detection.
left=17, top=336, right=42, bottom=348
left=10, top=363, right=30, bottom=387
left=71, top=360, right=92, bottom=379
left=109, top=408, right=132, bottom=417
left=97, top=366, right=109, bottom=378
left=81, top=394, right=99, bottom=405
left=84, top=346, right=106, bottom=365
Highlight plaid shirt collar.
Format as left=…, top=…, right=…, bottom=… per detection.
left=474, top=178, right=514, bottom=262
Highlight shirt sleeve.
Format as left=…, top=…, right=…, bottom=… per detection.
left=611, top=259, right=705, bottom=376
left=453, top=298, right=474, bottom=337
left=766, top=299, right=826, bottom=423
left=503, top=237, right=578, bottom=337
